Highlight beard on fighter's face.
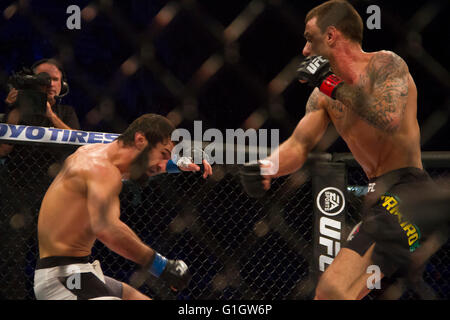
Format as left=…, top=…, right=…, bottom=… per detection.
left=129, top=145, right=152, bottom=185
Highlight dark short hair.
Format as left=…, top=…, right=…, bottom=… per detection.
left=118, top=113, right=175, bottom=148
left=31, top=58, right=65, bottom=78
left=305, top=0, right=363, bottom=45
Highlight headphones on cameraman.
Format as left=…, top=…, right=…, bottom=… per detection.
left=31, top=58, right=69, bottom=98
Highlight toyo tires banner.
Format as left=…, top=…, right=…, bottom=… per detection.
left=0, top=123, right=119, bottom=146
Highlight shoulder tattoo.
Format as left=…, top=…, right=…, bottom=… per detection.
left=335, top=51, right=409, bottom=132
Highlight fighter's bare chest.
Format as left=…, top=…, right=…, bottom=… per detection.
left=325, top=101, right=378, bottom=148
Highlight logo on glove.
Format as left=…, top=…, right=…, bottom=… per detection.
left=306, top=56, right=328, bottom=74
left=175, top=261, right=188, bottom=275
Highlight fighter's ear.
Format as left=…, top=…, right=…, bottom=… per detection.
left=325, top=25, right=338, bottom=45
left=134, top=132, right=148, bottom=150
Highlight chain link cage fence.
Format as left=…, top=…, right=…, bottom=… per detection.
left=0, top=0, right=449, bottom=301
left=0, top=141, right=448, bottom=300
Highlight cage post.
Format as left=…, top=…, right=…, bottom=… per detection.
left=311, top=162, right=347, bottom=282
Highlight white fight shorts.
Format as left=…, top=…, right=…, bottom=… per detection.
left=34, top=256, right=123, bottom=300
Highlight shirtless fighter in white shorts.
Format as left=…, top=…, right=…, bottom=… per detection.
left=34, top=113, right=212, bottom=300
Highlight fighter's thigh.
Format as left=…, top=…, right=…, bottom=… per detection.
left=319, top=243, right=376, bottom=290
left=121, top=282, right=152, bottom=300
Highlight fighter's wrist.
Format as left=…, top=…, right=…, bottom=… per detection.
left=148, top=252, right=168, bottom=277
left=166, top=159, right=181, bottom=173
left=319, top=74, right=344, bottom=99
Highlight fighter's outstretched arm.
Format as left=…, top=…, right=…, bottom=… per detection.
left=266, top=88, right=330, bottom=178
left=239, top=89, right=330, bottom=197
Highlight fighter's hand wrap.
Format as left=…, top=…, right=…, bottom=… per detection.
left=149, top=252, right=191, bottom=291
left=297, top=55, right=343, bottom=99
left=166, top=157, right=197, bottom=173
left=239, top=161, right=266, bottom=198
left=166, top=148, right=209, bottom=173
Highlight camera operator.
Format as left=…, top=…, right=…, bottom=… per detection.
left=0, top=59, right=80, bottom=157
left=4, top=58, right=80, bottom=127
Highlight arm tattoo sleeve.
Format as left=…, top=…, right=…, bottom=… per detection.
left=334, top=51, right=409, bottom=132
left=305, top=90, right=320, bottom=114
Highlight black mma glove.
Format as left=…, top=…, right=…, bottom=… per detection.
left=297, top=55, right=343, bottom=99
left=239, top=161, right=266, bottom=198
left=159, top=259, right=191, bottom=291
left=130, top=252, right=191, bottom=291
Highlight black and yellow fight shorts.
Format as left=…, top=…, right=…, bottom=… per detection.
left=345, top=167, right=438, bottom=277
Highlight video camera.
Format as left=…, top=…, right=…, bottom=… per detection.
left=8, top=68, right=52, bottom=90
left=7, top=68, right=51, bottom=116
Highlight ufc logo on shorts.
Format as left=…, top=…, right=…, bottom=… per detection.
left=306, top=56, right=327, bottom=74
